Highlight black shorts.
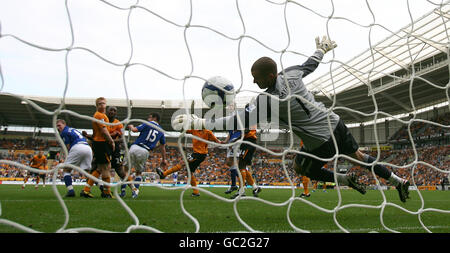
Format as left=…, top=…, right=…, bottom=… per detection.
left=111, top=141, right=122, bottom=170
left=92, top=141, right=112, bottom=165
left=187, top=153, right=207, bottom=172
left=239, top=138, right=257, bottom=166
left=295, top=119, right=359, bottom=171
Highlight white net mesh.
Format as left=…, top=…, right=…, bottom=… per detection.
left=0, top=0, right=449, bottom=233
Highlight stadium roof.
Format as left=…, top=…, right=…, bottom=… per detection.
left=0, top=4, right=448, bottom=132
left=307, top=3, right=449, bottom=97
left=308, top=3, right=449, bottom=123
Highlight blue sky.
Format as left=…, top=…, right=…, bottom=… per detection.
left=0, top=0, right=443, bottom=101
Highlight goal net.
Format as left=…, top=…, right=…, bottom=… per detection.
left=0, top=0, right=449, bottom=233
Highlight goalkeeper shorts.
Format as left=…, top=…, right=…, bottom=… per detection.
left=295, top=119, right=359, bottom=171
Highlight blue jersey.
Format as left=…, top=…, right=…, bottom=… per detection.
left=133, top=121, right=166, bottom=151
left=60, top=126, right=88, bottom=150
left=228, top=130, right=242, bottom=143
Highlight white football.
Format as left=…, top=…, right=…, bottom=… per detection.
left=201, top=76, right=235, bottom=108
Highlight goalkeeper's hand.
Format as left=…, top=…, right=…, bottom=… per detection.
left=315, top=35, right=337, bottom=54
left=172, top=114, right=206, bottom=130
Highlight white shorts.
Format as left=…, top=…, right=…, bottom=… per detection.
left=123, top=144, right=149, bottom=172
left=226, top=143, right=241, bottom=158
left=65, top=143, right=93, bottom=170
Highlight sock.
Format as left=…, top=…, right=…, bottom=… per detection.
left=363, top=154, right=393, bottom=180
left=388, top=172, right=405, bottom=186
left=134, top=176, right=142, bottom=189
left=302, top=176, right=310, bottom=195
left=127, top=176, right=136, bottom=190
left=63, top=173, right=73, bottom=191
left=230, top=166, right=238, bottom=187
left=36, top=177, right=40, bottom=185
left=243, top=169, right=256, bottom=188
left=239, top=169, right=248, bottom=187
left=102, top=176, right=111, bottom=194
left=84, top=170, right=100, bottom=193
left=191, top=175, right=199, bottom=195
left=164, top=164, right=183, bottom=177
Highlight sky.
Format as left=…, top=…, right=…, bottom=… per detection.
left=0, top=0, right=445, bottom=103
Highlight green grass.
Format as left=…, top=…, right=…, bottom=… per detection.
left=0, top=184, right=449, bottom=233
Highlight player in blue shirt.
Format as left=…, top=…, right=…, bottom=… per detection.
left=125, top=112, right=167, bottom=198
left=223, top=130, right=242, bottom=194
left=56, top=119, right=93, bottom=197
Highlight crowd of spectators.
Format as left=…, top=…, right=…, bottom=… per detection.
left=1, top=137, right=448, bottom=187
left=0, top=137, right=59, bottom=150
left=390, top=112, right=450, bottom=142
left=350, top=145, right=449, bottom=186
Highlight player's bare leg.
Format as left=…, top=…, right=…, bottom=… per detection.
left=190, top=174, right=200, bottom=197
left=300, top=176, right=311, bottom=198
left=232, top=159, right=261, bottom=199
left=157, top=161, right=184, bottom=179
left=81, top=169, right=100, bottom=198
left=22, top=174, right=29, bottom=189
left=246, top=165, right=261, bottom=197
left=99, top=163, right=114, bottom=198
left=35, top=175, right=40, bottom=189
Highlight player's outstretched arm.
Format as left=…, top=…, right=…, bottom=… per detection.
left=283, top=35, right=337, bottom=78
left=223, top=133, right=230, bottom=144
left=315, top=35, right=337, bottom=55
left=172, top=114, right=206, bottom=131
left=127, top=124, right=139, bottom=133
left=82, top=131, right=93, bottom=141
left=172, top=95, right=269, bottom=132
left=209, top=131, right=222, bottom=144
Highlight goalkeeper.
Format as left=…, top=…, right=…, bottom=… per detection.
left=173, top=36, right=410, bottom=203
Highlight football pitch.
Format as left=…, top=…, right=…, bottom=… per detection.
left=0, top=185, right=449, bottom=233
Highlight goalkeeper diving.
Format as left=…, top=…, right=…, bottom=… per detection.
left=173, top=36, right=410, bottom=203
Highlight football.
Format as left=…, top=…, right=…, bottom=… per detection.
left=201, top=76, right=235, bottom=108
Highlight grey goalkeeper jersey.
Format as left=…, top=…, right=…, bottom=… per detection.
left=206, top=50, right=340, bottom=151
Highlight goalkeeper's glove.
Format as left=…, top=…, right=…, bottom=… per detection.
left=315, top=35, right=337, bottom=54
left=172, top=114, right=206, bottom=130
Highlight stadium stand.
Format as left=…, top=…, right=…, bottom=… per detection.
left=389, top=112, right=450, bottom=145
left=1, top=133, right=448, bottom=188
